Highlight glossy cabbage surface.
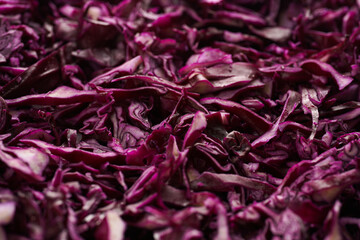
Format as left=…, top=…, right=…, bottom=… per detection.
left=1, top=0, right=360, bottom=239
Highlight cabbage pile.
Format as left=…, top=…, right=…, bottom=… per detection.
left=1, top=0, right=360, bottom=239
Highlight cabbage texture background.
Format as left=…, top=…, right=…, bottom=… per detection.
left=0, top=0, right=360, bottom=239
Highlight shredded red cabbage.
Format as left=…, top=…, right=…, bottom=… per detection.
left=1, top=0, right=360, bottom=239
